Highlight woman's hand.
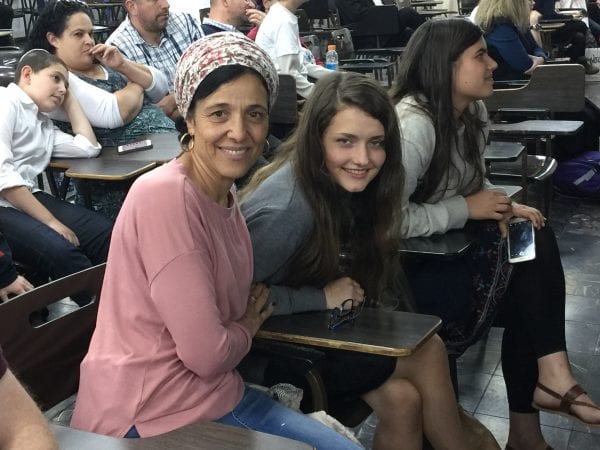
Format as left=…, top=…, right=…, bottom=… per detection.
left=238, top=283, right=273, bottom=336
left=0, top=275, right=34, bottom=302
left=90, top=44, right=125, bottom=71
left=46, top=218, right=80, bottom=247
left=323, top=277, right=364, bottom=310
left=466, top=190, right=512, bottom=221
left=525, top=55, right=545, bottom=75
left=512, top=203, right=546, bottom=229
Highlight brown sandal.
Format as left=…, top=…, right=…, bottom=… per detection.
left=532, top=382, right=600, bottom=427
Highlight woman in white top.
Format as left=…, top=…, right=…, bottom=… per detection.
left=0, top=49, right=112, bottom=305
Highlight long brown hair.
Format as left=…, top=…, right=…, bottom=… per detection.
left=390, top=19, right=486, bottom=203
left=242, top=72, right=405, bottom=306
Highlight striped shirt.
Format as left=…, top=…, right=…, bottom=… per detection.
left=200, top=18, right=238, bottom=35
left=105, top=12, right=203, bottom=92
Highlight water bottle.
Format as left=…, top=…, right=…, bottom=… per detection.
left=325, top=44, right=338, bottom=71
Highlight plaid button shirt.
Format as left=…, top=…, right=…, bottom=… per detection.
left=105, top=12, right=203, bottom=92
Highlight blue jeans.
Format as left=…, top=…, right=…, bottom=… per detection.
left=216, top=386, right=361, bottom=450
left=0, top=191, right=112, bottom=304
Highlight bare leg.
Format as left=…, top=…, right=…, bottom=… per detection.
left=362, top=379, right=423, bottom=450
left=391, top=335, right=466, bottom=450
left=534, top=351, right=600, bottom=423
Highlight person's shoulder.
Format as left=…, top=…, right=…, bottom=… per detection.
left=395, top=95, right=430, bottom=122
left=267, top=3, right=294, bottom=23
left=167, top=11, right=201, bottom=36
left=1, top=83, right=32, bottom=111
left=488, top=19, right=519, bottom=35
left=129, top=159, right=185, bottom=197
left=106, top=17, right=134, bottom=41
left=242, top=164, right=307, bottom=215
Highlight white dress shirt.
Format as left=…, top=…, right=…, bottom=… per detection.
left=0, top=83, right=101, bottom=208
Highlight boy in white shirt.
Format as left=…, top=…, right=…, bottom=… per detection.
left=256, top=0, right=331, bottom=98
left=0, top=49, right=112, bottom=303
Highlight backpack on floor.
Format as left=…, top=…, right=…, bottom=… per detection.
left=554, top=151, right=600, bottom=198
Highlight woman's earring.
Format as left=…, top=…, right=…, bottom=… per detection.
left=179, top=132, right=194, bottom=151
left=263, top=138, right=270, bottom=154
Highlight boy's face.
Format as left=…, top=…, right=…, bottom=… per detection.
left=19, top=63, right=69, bottom=113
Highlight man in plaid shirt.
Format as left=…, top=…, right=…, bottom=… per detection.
left=106, top=0, right=204, bottom=120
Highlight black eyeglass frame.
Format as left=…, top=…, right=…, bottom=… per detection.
left=328, top=298, right=364, bottom=330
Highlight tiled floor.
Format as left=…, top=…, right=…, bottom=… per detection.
left=458, top=193, right=600, bottom=450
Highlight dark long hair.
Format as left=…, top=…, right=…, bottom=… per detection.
left=242, top=72, right=405, bottom=307
left=28, top=0, right=94, bottom=52
left=390, top=18, right=486, bottom=202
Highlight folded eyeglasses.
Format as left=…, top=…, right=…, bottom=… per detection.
left=328, top=298, right=364, bottom=330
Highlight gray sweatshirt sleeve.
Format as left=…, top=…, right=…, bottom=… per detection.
left=396, top=101, right=470, bottom=238
left=242, top=184, right=327, bottom=315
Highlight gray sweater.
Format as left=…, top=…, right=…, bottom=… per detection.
left=396, top=96, right=495, bottom=238
left=240, top=163, right=327, bottom=315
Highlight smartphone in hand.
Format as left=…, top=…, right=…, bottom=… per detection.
left=117, top=139, right=153, bottom=154
left=507, top=218, right=536, bottom=263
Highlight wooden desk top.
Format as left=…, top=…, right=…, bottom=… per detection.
left=399, top=229, right=474, bottom=258
left=257, top=309, right=441, bottom=357
left=53, top=423, right=313, bottom=449
left=484, top=141, right=526, bottom=162
left=50, top=159, right=156, bottom=181
left=489, top=120, right=583, bottom=137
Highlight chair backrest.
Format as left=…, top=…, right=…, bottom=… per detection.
left=270, top=75, right=297, bottom=137
left=351, top=5, right=399, bottom=41
left=302, top=0, right=330, bottom=20
left=331, top=27, right=354, bottom=59
left=295, top=8, right=310, bottom=33
left=458, top=0, right=478, bottom=15
left=0, top=264, right=106, bottom=411
left=0, top=45, right=24, bottom=67
left=484, top=64, right=585, bottom=115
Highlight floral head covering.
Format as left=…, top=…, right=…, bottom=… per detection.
left=174, top=32, right=279, bottom=118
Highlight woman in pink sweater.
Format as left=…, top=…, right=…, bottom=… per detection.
left=70, top=33, right=361, bottom=449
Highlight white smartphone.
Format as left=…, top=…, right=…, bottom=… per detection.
left=117, top=139, right=153, bottom=154
left=507, top=218, right=536, bottom=263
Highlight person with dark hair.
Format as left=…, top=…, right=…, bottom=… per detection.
left=0, top=49, right=111, bottom=307
left=71, top=32, right=361, bottom=449
left=475, top=0, right=546, bottom=81
left=391, top=18, right=600, bottom=450
left=240, top=71, right=493, bottom=450
left=334, top=0, right=425, bottom=48
left=0, top=345, right=58, bottom=450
